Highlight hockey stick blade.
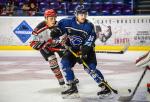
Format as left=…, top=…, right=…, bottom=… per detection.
left=108, top=86, right=118, bottom=94
left=102, top=81, right=118, bottom=94
left=118, top=95, right=133, bottom=102
left=96, top=50, right=123, bottom=54
left=112, top=88, right=118, bottom=94
left=95, top=42, right=130, bottom=54
left=121, top=42, right=130, bottom=53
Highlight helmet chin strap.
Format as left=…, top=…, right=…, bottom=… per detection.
left=76, top=19, right=80, bottom=24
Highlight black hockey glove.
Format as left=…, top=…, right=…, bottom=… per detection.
left=41, top=43, right=50, bottom=54
left=81, top=45, right=91, bottom=60
left=76, top=56, right=82, bottom=64
left=51, top=27, right=61, bottom=39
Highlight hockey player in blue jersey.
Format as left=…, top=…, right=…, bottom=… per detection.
left=58, top=5, right=114, bottom=98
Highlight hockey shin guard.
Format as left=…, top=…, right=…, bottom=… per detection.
left=48, top=55, right=65, bottom=85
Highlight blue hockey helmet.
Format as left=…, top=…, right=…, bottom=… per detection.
left=74, top=5, right=88, bottom=15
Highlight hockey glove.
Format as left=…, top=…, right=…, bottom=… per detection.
left=30, top=41, right=44, bottom=50
left=41, top=39, right=55, bottom=53
left=59, top=34, right=68, bottom=46
left=81, top=45, right=91, bottom=60
left=42, top=39, right=53, bottom=48
left=135, top=51, right=150, bottom=68
left=76, top=56, right=82, bottom=64
left=51, top=27, right=61, bottom=39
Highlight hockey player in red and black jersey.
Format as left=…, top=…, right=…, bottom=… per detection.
left=30, top=9, right=66, bottom=87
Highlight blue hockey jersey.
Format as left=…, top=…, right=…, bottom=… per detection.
left=58, top=17, right=96, bottom=50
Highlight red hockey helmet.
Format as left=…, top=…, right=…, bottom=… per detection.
left=44, top=9, right=57, bottom=17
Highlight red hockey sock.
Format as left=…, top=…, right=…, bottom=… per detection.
left=148, top=67, right=150, bottom=70
left=51, top=67, right=64, bottom=79
left=147, top=83, right=150, bottom=88
left=147, top=83, right=150, bottom=94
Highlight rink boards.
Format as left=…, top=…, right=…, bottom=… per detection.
left=0, top=45, right=150, bottom=51
left=0, top=16, right=150, bottom=51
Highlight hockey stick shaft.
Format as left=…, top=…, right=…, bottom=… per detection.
left=47, top=42, right=129, bottom=54
left=47, top=47, right=65, bottom=52
left=67, top=47, right=118, bottom=94
left=95, top=42, right=130, bottom=54
left=132, top=66, right=148, bottom=96
left=95, top=50, right=123, bottom=54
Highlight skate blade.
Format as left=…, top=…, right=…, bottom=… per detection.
left=62, top=93, right=80, bottom=99
left=99, top=93, right=114, bottom=99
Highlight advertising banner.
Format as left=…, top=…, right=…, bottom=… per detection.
left=0, top=16, right=150, bottom=46
left=89, top=16, right=150, bottom=46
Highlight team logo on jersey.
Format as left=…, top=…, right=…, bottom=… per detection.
left=13, top=20, right=33, bottom=43
left=69, top=35, right=83, bottom=46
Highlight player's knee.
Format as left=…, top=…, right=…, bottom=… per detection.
left=61, top=59, right=71, bottom=69
left=62, top=66, right=72, bottom=74
left=48, top=55, right=59, bottom=69
left=61, top=65, right=72, bottom=74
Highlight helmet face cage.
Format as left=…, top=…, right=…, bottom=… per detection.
left=74, top=5, right=88, bottom=16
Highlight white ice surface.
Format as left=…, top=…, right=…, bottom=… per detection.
left=0, top=51, right=149, bottom=102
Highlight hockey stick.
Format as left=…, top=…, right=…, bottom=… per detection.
left=47, top=42, right=129, bottom=54
left=118, top=66, right=149, bottom=102
left=95, top=42, right=130, bottom=54
left=67, top=47, right=118, bottom=94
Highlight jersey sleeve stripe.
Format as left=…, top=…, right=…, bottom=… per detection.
left=33, top=26, right=48, bottom=35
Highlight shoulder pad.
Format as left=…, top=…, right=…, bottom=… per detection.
left=32, top=21, right=48, bottom=35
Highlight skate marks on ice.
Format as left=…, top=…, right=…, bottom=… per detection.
left=60, top=94, right=149, bottom=102
left=130, top=100, right=150, bottom=102
left=37, top=84, right=119, bottom=102
left=118, top=87, right=150, bottom=102
left=129, top=100, right=150, bottom=102
left=0, top=57, right=138, bottom=81
left=56, top=94, right=119, bottom=102
left=61, top=97, right=113, bottom=102
left=38, top=87, right=62, bottom=94
left=61, top=94, right=120, bottom=102
left=38, top=88, right=120, bottom=102
left=132, top=88, right=150, bottom=102
left=37, top=86, right=150, bottom=102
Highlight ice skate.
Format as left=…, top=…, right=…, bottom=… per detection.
left=66, top=78, right=79, bottom=86
left=61, top=82, right=80, bottom=99
left=58, top=79, right=66, bottom=91
left=59, top=80, right=65, bottom=86
left=97, top=81, right=113, bottom=99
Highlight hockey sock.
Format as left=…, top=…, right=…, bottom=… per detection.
left=51, top=67, right=65, bottom=84
left=48, top=55, right=65, bottom=85
left=147, top=83, right=150, bottom=94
